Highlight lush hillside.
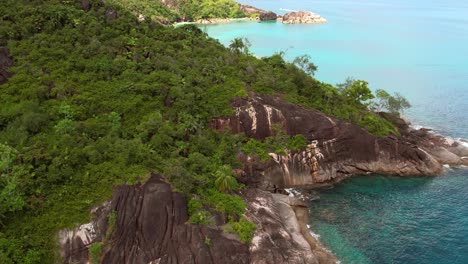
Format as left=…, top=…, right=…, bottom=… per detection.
left=0, top=0, right=399, bottom=263
left=107, top=0, right=247, bottom=23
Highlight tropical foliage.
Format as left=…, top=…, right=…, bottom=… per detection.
left=0, top=0, right=407, bottom=262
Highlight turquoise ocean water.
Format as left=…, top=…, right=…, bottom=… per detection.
left=199, top=0, right=468, bottom=263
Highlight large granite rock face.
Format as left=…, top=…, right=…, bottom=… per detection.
left=0, top=47, right=14, bottom=85
left=279, top=11, right=327, bottom=24
left=209, top=94, right=465, bottom=189
left=60, top=174, right=250, bottom=264
left=245, top=189, right=336, bottom=264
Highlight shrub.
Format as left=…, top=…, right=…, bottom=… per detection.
left=89, top=242, right=102, bottom=264
left=225, top=217, right=256, bottom=243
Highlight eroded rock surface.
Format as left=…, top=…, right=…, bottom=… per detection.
left=60, top=174, right=249, bottom=264
left=379, top=112, right=468, bottom=167
left=244, top=189, right=336, bottom=264
left=210, top=94, right=466, bottom=189
left=279, top=11, right=327, bottom=24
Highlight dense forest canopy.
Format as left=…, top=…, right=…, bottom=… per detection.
left=0, top=0, right=404, bottom=262
left=108, top=0, right=247, bottom=22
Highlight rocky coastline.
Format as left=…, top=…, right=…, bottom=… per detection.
left=181, top=5, right=327, bottom=25
left=60, top=93, right=468, bottom=264
left=60, top=175, right=337, bottom=264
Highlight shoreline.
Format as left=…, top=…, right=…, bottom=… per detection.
left=174, top=17, right=259, bottom=27
left=173, top=11, right=327, bottom=27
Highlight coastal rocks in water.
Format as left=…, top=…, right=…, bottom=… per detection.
left=59, top=174, right=335, bottom=264
left=378, top=112, right=468, bottom=167
left=244, top=188, right=337, bottom=264
left=0, top=47, right=14, bottom=85
left=210, top=94, right=446, bottom=189
left=60, top=174, right=249, bottom=264
left=279, top=11, right=327, bottom=24
left=259, top=11, right=277, bottom=21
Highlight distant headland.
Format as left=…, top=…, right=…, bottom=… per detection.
left=193, top=4, right=327, bottom=25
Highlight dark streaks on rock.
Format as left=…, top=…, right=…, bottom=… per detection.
left=61, top=174, right=249, bottom=264
left=211, top=94, right=449, bottom=189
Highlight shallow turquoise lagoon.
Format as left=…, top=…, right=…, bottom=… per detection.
left=200, top=1, right=468, bottom=263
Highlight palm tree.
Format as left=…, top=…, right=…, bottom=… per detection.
left=229, top=38, right=250, bottom=55
left=214, top=165, right=237, bottom=192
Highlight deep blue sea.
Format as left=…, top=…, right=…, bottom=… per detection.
left=199, top=0, right=468, bottom=263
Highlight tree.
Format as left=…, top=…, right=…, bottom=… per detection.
left=0, top=144, right=26, bottom=221
left=214, top=165, right=237, bottom=192
left=340, top=79, right=375, bottom=105
left=229, top=37, right=250, bottom=55
left=293, top=54, right=318, bottom=76
left=372, top=89, right=411, bottom=115
left=0, top=143, right=16, bottom=175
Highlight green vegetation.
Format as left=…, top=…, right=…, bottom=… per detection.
left=110, top=0, right=246, bottom=22
left=371, top=89, right=412, bottom=116
left=109, top=0, right=179, bottom=22
left=214, top=165, right=238, bottom=192
left=224, top=217, right=257, bottom=243
left=0, top=0, right=409, bottom=262
left=89, top=242, right=102, bottom=264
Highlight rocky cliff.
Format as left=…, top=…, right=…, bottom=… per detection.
left=58, top=95, right=468, bottom=264
left=60, top=174, right=336, bottom=264
left=210, top=94, right=467, bottom=190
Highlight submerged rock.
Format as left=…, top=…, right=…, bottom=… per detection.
left=279, top=11, right=327, bottom=24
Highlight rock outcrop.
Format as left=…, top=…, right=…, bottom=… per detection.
left=259, top=12, right=277, bottom=21
left=60, top=174, right=250, bottom=264
left=279, top=11, right=327, bottom=24
left=60, top=174, right=336, bottom=264
left=211, top=94, right=466, bottom=190
left=379, top=112, right=468, bottom=167
left=245, top=189, right=336, bottom=264
left=0, top=46, right=14, bottom=85
left=240, top=5, right=277, bottom=21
